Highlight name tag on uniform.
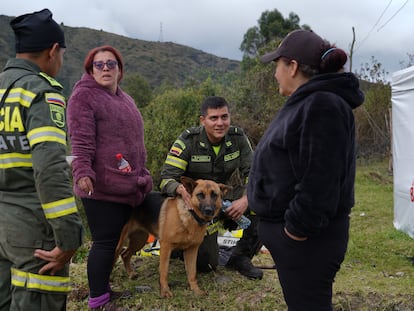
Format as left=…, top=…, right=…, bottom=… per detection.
left=191, top=155, right=211, bottom=162
left=224, top=151, right=240, bottom=162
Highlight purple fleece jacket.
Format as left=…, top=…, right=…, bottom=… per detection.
left=67, top=73, right=152, bottom=207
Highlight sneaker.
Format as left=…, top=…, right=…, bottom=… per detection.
left=226, top=256, right=263, bottom=280
left=90, top=301, right=129, bottom=311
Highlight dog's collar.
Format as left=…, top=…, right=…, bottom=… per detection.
left=189, top=210, right=210, bottom=226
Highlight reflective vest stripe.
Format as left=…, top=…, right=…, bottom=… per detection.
left=0, top=152, right=32, bottom=168
left=160, top=178, right=176, bottom=190
left=42, top=196, right=78, bottom=219
left=11, top=268, right=71, bottom=293
left=0, top=87, right=36, bottom=108
left=27, top=126, right=66, bottom=146
left=6, top=88, right=36, bottom=107
left=165, top=155, right=187, bottom=171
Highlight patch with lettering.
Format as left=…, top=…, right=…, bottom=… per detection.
left=45, top=93, right=66, bottom=128
left=49, top=104, right=65, bottom=127
left=191, top=155, right=211, bottom=162
left=224, top=151, right=240, bottom=162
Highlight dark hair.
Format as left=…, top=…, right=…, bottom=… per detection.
left=83, top=45, right=124, bottom=82
left=281, top=43, right=348, bottom=78
left=319, top=45, right=348, bottom=74
left=200, top=96, right=229, bottom=116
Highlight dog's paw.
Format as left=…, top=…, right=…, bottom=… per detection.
left=120, top=247, right=128, bottom=257
left=192, top=287, right=207, bottom=296
left=160, top=287, right=173, bottom=298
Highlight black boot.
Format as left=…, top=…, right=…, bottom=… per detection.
left=226, top=256, right=263, bottom=280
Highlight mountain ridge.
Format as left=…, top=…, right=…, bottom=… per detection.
left=0, top=14, right=240, bottom=97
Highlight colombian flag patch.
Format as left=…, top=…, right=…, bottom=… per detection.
left=45, top=93, right=66, bottom=107
left=170, top=146, right=183, bottom=156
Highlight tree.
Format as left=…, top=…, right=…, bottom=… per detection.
left=240, top=9, right=310, bottom=58
left=239, top=26, right=263, bottom=58
left=122, top=73, right=152, bottom=108
left=234, top=9, right=310, bottom=142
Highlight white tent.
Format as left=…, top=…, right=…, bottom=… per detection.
left=391, top=65, right=414, bottom=238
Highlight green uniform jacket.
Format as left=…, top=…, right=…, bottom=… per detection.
left=160, top=125, right=253, bottom=199
left=0, top=58, right=82, bottom=251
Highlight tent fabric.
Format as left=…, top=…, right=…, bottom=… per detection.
left=391, top=65, right=414, bottom=239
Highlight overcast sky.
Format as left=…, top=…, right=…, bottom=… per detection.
left=2, top=0, right=413, bottom=75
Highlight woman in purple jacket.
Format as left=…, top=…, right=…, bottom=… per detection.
left=67, top=45, right=152, bottom=311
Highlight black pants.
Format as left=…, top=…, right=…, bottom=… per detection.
left=82, top=198, right=132, bottom=298
left=197, top=214, right=262, bottom=272
left=196, top=231, right=219, bottom=272
left=230, top=214, right=262, bottom=259
left=258, top=217, right=349, bottom=311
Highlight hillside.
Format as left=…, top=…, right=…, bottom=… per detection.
left=0, top=14, right=240, bottom=97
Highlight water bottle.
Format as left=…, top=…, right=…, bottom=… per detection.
left=222, top=200, right=251, bottom=229
left=116, top=153, right=132, bottom=172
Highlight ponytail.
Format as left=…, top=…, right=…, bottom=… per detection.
left=319, top=46, right=347, bottom=73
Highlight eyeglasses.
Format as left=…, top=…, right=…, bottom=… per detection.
left=92, top=60, right=118, bottom=70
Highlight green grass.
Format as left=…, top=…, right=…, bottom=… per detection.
left=67, top=160, right=414, bottom=310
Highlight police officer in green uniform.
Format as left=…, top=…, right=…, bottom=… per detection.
left=0, top=9, right=83, bottom=311
left=160, top=96, right=263, bottom=279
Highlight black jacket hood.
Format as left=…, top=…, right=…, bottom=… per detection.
left=292, top=72, right=364, bottom=110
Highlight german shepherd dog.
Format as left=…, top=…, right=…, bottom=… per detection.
left=115, top=176, right=230, bottom=298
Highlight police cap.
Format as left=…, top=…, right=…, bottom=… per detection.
left=10, top=8, right=66, bottom=53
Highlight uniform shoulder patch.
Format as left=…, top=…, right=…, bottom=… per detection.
left=39, top=72, right=63, bottom=89
left=169, top=138, right=186, bottom=156
left=181, top=126, right=201, bottom=139
left=228, top=126, right=245, bottom=136
left=45, top=92, right=66, bottom=107
left=45, top=92, right=66, bottom=128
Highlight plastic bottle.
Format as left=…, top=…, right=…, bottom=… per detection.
left=221, top=200, right=251, bottom=229
left=116, top=153, right=132, bottom=172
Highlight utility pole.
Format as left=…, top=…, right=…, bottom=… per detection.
left=349, top=26, right=356, bottom=73
left=158, top=22, right=164, bottom=42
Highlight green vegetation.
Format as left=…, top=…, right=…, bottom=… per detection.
left=240, top=9, right=310, bottom=58
left=2, top=7, right=410, bottom=310
left=0, top=11, right=393, bottom=162
left=67, top=160, right=414, bottom=310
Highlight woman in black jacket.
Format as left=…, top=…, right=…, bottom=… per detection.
left=248, top=30, right=364, bottom=311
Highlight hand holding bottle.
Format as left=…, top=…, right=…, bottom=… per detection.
left=222, top=200, right=251, bottom=229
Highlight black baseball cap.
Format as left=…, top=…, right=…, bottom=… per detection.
left=10, top=8, right=66, bottom=53
left=260, top=29, right=325, bottom=67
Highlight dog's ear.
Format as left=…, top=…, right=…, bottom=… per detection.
left=218, top=184, right=232, bottom=196
left=180, top=176, right=197, bottom=194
